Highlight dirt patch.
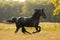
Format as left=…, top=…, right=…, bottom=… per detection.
left=0, top=30, right=60, bottom=40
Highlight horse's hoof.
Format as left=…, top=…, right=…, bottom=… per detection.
left=27, top=32, right=31, bottom=34
left=26, top=32, right=31, bottom=34
left=15, top=31, right=17, bottom=34
left=23, top=32, right=26, bottom=34
left=32, top=32, right=36, bottom=34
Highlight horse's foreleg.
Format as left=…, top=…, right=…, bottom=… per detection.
left=37, top=26, right=41, bottom=32
left=33, top=26, right=41, bottom=33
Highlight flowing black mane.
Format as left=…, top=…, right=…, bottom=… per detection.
left=6, top=8, right=46, bottom=34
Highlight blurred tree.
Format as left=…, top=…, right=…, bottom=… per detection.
left=49, top=0, right=60, bottom=15
left=0, top=1, right=24, bottom=22
left=22, top=0, right=49, bottom=16
left=0, top=0, right=60, bottom=22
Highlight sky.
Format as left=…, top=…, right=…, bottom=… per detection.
left=12, top=0, right=25, bottom=2
left=0, top=0, right=48, bottom=2
left=0, top=0, right=25, bottom=2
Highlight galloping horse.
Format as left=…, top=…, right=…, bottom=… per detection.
left=7, top=8, right=46, bottom=34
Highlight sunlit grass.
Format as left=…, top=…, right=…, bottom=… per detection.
left=40, top=22, right=60, bottom=31
left=0, top=22, right=60, bottom=31
left=0, top=22, right=60, bottom=40
left=0, top=23, right=15, bottom=31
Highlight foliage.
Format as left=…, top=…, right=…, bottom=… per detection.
left=49, top=0, right=60, bottom=15
left=0, top=1, right=23, bottom=22
left=0, top=0, right=60, bottom=22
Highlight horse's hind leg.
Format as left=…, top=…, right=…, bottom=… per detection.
left=33, top=26, right=41, bottom=33
left=15, top=25, right=20, bottom=33
left=22, top=26, right=31, bottom=34
left=21, top=27, right=26, bottom=33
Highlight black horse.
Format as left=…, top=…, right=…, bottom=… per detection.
left=7, top=8, right=46, bottom=34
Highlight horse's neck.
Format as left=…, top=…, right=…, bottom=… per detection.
left=31, top=12, right=40, bottom=20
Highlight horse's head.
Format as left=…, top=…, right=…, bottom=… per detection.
left=38, top=9, right=46, bottom=19
left=40, top=9, right=46, bottom=19
left=34, top=8, right=46, bottom=19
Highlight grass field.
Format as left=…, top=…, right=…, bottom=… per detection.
left=0, top=22, right=60, bottom=40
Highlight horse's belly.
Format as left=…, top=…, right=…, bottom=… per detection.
left=25, top=25, right=35, bottom=27
left=24, top=23, right=36, bottom=27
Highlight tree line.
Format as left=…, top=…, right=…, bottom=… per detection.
left=0, top=0, right=60, bottom=22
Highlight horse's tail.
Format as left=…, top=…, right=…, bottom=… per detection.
left=3, top=17, right=17, bottom=24
left=3, top=19, right=13, bottom=24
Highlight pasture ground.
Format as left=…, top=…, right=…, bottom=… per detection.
left=0, top=22, right=60, bottom=40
